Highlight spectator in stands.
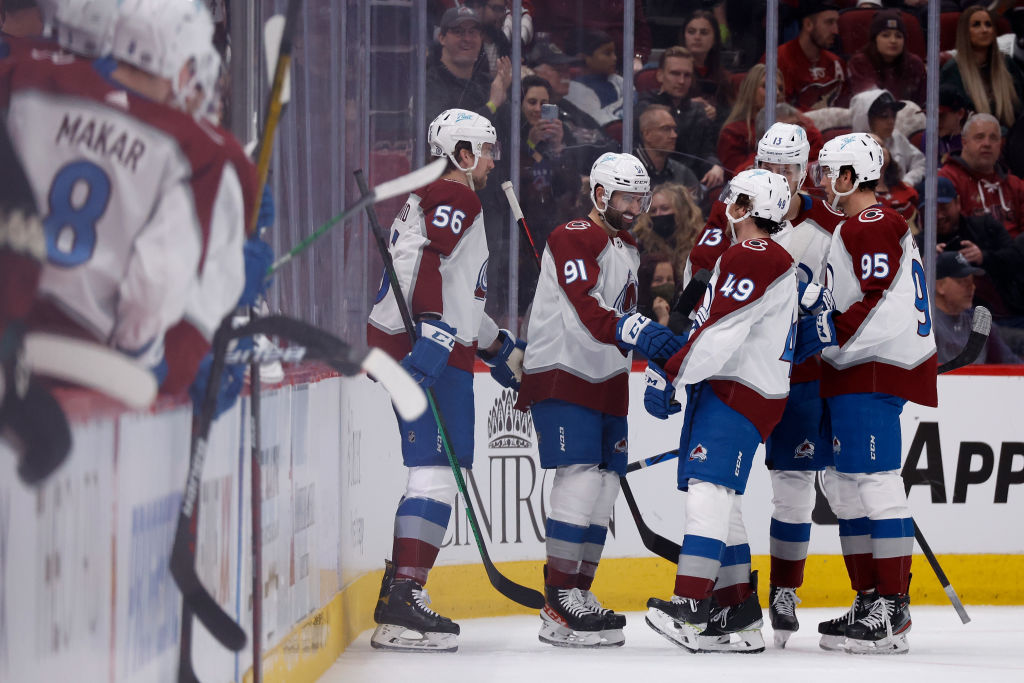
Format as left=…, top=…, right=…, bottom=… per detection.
left=774, top=0, right=846, bottom=111
left=917, top=86, right=971, bottom=163
left=851, top=89, right=925, bottom=188
left=933, top=252, right=1021, bottom=365
left=634, top=104, right=702, bottom=206
left=638, top=46, right=724, bottom=188
left=918, top=177, right=1023, bottom=318
left=526, top=38, right=617, bottom=164
left=681, top=9, right=733, bottom=132
left=425, top=7, right=512, bottom=125
left=565, top=30, right=624, bottom=130
left=636, top=252, right=690, bottom=336
left=869, top=133, right=919, bottom=227
left=717, top=65, right=784, bottom=175
left=845, top=9, right=927, bottom=106
left=940, top=113, right=1024, bottom=238
left=940, top=5, right=1024, bottom=129
left=632, top=182, right=703, bottom=281
left=463, top=0, right=533, bottom=75
left=531, top=0, right=652, bottom=72
left=0, top=0, right=42, bottom=37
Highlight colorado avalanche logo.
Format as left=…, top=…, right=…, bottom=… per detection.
left=688, top=444, right=708, bottom=462
left=613, top=270, right=638, bottom=314
left=613, top=438, right=628, bottom=454
left=794, top=439, right=815, bottom=459
left=832, top=436, right=841, bottom=454
left=474, top=259, right=488, bottom=301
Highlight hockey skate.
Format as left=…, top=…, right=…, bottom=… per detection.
left=371, top=579, right=460, bottom=653
left=817, top=589, right=876, bottom=651
left=695, top=573, right=765, bottom=654
left=581, top=590, right=626, bottom=646
left=768, top=585, right=801, bottom=648
left=539, top=585, right=607, bottom=648
left=844, top=593, right=911, bottom=655
left=645, top=594, right=712, bottom=652
left=373, top=559, right=396, bottom=623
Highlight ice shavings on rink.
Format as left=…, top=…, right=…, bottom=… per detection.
left=321, top=606, right=1024, bottom=683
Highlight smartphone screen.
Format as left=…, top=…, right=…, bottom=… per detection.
left=540, top=104, right=558, bottom=121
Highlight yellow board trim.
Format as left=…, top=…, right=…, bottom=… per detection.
left=253, top=554, right=1023, bottom=683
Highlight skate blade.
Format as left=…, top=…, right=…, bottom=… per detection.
left=599, top=629, right=625, bottom=647
left=773, top=629, right=795, bottom=649
left=818, top=634, right=846, bottom=652
left=538, top=622, right=604, bottom=648
left=844, top=633, right=909, bottom=655
left=370, top=624, right=458, bottom=653
left=645, top=609, right=703, bottom=652
left=695, top=629, right=765, bottom=654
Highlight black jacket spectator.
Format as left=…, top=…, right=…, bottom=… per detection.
left=638, top=89, right=719, bottom=180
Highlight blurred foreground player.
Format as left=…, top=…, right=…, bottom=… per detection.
left=367, top=108, right=525, bottom=652
left=516, top=152, right=682, bottom=647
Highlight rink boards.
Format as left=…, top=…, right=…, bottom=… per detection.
left=0, top=365, right=1020, bottom=682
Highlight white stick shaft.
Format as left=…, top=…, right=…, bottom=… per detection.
left=360, top=348, right=426, bottom=421
left=23, top=333, right=157, bottom=409
left=374, top=159, right=446, bottom=202
left=501, top=181, right=525, bottom=221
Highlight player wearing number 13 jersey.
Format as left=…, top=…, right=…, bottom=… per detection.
left=797, top=133, right=936, bottom=655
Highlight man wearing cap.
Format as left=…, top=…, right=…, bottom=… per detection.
left=917, top=176, right=1024, bottom=321
left=933, top=251, right=1020, bottom=366
left=845, top=9, right=926, bottom=106
left=426, top=6, right=512, bottom=125
left=527, top=38, right=617, bottom=161
left=850, top=88, right=924, bottom=188
left=939, top=113, right=1024, bottom=239
left=916, top=86, right=969, bottom=162
left=772, top=0, right=846, bottom=111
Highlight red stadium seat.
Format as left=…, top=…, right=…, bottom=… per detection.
left=837, top=8, right=926, bottom=61
left=819, top=125, right=852, bottom=144
left=940, top=12, right=961, bottom=51
left=634, top=68, right=659, bottom=93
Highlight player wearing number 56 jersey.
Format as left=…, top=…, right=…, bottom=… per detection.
left=798, top=133, right=936, bottom=655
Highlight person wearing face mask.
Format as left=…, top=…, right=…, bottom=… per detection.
left=516, top=152, right=683, bottom=648
left=637, top=253, right=690, bottom=336
left=632, top=182, right=703, bottom=278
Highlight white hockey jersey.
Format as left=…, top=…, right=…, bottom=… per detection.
left=666, top=237, right=798, bottom=439
left=1, top=52, right=222, bottom=368
left=820, top=205, right=937, bottom=406
left=367, top=177, right=489, bottom=372
left=516, top=217, right=639, bottom=417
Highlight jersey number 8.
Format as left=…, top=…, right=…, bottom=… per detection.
left=43, top=160, right=111, bottom=267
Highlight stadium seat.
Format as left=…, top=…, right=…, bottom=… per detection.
left=634, top=68, right=659, bottom=93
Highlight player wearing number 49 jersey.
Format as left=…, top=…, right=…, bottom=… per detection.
left=798, top=133, right=936, bottom=655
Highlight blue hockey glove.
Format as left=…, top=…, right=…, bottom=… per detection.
left=189, top=336, right=253, bottom=419
left=616, top=312, right=684, bottom=360
left=257, top=182, right=275, bottom=231
left=238, top=235, right=274, bottom=308
left=794, top=310, right=838, bottom=363
left=478, top=329, right=525, bottom=390
left=643, top=364, right=681, bottom=420
left=797, top=280, right=835, bottom=316
left=402, top=320, right=457, bottom=387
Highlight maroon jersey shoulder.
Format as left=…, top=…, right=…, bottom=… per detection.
left=547, top=217, right=612, bottom=257
left=799, top=194, right=844, bottom=233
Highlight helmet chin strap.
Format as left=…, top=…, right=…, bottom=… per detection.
left=448, top=150, right=480, bottom=190
left=829, top=177, right=860, bottom=210
left=725, top=207, right=750, bottom=242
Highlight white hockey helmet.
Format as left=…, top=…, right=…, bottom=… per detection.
left=815, top=131, right=883, bottom=185
left=720, top=168, right=791, bottom=227
left=111, top=0, right=214, bottom=106
left=589, top=152, right=652, bottom=215
left=41, top=0, right=119, bottom=58
left=756, top=122, right=810, bottom=190
left=195, top=43, right=224, bottom=122
left=428, top=108, right=498, bottom=173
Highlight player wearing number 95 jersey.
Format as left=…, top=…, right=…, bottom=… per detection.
left=798, top=132, right=936, bottom=655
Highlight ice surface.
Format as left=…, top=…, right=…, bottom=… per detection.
left=321, top=607, right=1024, bottom=683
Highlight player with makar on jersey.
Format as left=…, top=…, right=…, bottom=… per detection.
left=794, top=133, right=936, bottom=654
left=366, top=108, right=526, bottom=653
left=515, top=152, right=683, bottom=648
left=644, top=168, right=797, bottom=654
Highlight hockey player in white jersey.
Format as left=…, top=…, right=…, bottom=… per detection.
left=796, top=133, right=936, bottom=654
left=644, top=169, right=796, bottom=654
left=751, top=122, right=846, bottom=647
left=516, top=152, right=682, bottom=648
left=366, top=109, right=525, bottom=653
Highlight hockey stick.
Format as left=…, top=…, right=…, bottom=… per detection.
left=937, top=306, right=991, bottom=373
left=618, top=474, right=680, bottom=562
left=501, top=181, right=541, bottom=266
left=913, top=520, right=971, bottom=623
left=355, top=169, right=545, bottom=610
left=267, top=158, right=446, bottom=275
left=626, top=448, right=679, bottom=474
left=172, top=314, right=424, bottom=663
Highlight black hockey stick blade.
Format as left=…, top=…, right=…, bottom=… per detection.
left=937, top=306, right=991, bottom=374
left=913, top=521, right=971, bottom=624
left=619, top=476, right=680, bottom=562
left=484, top=556, right=545, bottom=609
left=675, top=268, right=712, bottom=315
left=177, top=604, right=200, bottom=683
left=625, top=448, right=680, bottom=474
